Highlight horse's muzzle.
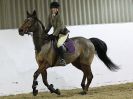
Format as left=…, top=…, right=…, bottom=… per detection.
left=18, top=28, right=25, bottom=36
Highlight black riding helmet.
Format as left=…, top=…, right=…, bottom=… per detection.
left=50, top=2, right=60, bottom=9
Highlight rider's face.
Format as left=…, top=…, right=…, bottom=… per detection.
left=51, top=8, right=58, bottom=15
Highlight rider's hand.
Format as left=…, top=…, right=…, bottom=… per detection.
left=44, top=30, right=48, bottom=34
left=49, top=34, right=55, bottom=40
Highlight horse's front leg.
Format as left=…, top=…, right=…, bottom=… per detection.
left=41, top=69, right=61, bottom=95
left=32, top=69, right=40, bottom=96
left=32, top=59, right=47, bottom=96
left=32, top=63, right=60, bottom=96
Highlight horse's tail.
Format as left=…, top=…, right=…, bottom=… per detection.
left=89, top=38, right=119, bottom=71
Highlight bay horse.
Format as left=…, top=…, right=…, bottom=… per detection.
left=18, top=10, right=119, bottom=96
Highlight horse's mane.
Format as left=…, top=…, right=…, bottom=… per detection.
left=36, top=18, right=45, bottom=31
left=36, top=18, right=50, bottom=44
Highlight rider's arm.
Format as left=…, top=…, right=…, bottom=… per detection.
left=53, top=15, right=64, bottom=36
left=45, top=15, right=52, bottom=34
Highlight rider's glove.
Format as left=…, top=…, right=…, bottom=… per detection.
left=49, top=34, right=56, bottom=40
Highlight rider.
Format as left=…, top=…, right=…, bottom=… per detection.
left=45, top=1, right=69, bottom=65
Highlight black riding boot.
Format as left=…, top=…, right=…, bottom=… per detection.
left=58, top=46, right=66, bottom=65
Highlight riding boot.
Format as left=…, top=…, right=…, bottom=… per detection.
left=58, top=46, right=66, bottom=65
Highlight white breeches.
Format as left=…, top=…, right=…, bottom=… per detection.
left=57, top=34, right=68, bottom=48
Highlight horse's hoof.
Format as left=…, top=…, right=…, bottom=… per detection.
left=79, top=91, right=87, bottom=95
left=81, top=84, right=85, bottom=90
left=48, top=84, right=54, bottom=93
left=50, top=84, right=54, bottom=88
left=55, top=89, right=61, bottom=95
left=33, top=89, right=38, bottom=96
left=33, top=81, right=38, bottom=85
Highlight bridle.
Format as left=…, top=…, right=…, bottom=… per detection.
left=20, top=17, right=37, bottom=34
left=19, top=16, right=49, bottom=41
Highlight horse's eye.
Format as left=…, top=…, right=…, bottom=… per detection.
left=26, top=21, right=32, bottom=26
left=28, top=18, right=33, bottom=21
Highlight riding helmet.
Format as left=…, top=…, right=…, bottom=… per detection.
left=50, top=2, right=60, bottom=9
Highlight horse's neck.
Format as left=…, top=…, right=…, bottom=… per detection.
left=33, top=22, right=58, bottom=65
left=32, top=23, right=44, bottom=52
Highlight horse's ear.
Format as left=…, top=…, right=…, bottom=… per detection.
left=27, top=11, right=31, bottom=18
left=33, top=10, right=37, bottom=18
left=27, top=11, right=30, bottom=17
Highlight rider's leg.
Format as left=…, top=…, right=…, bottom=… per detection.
left=57, top=34, right=68, bottom=65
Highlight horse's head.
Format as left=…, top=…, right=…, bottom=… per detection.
left=18, top=10, right=39, bottom=36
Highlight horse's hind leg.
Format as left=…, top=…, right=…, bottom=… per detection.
left=72, top=63, right=93, bottom=95
left=81, top=65, right=93, bottom=95
left=72, top=62, right=87, bottom=91
left=81, top=73, right=86, bottom=90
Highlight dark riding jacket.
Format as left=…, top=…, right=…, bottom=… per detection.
left=45, top=12, right=65, bottom=37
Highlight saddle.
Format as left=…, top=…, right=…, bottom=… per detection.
left=64, top=38, right=75, bottom=53
left=51, top=38, right=75, bottom=54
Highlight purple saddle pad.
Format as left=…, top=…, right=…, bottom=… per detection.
left=64, top=38, right=75, bottom=53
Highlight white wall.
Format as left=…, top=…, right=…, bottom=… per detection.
left=0, top=23, right=133, bottom=96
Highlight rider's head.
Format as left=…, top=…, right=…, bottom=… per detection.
left=50, top=2, right=60, bottom=16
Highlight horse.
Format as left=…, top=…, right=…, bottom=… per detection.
left=18, top=10, right=119, bottom=96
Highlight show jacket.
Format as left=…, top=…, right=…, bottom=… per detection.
left=45, top=12, right=65, bottom=37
